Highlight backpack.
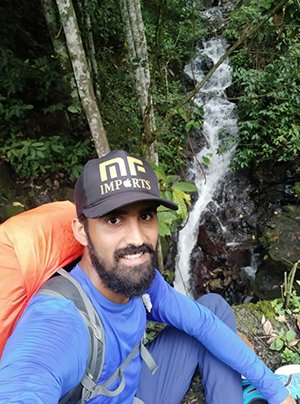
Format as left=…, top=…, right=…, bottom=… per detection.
left=0, top=201, right=83, bottom=357
left=0, top=201, right=157, bottom=403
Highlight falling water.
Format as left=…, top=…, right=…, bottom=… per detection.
left=173, top=37, right=238, bottom=295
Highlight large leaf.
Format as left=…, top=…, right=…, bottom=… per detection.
left=172, top=182, right=197, bottom=193
left=160, top=190, right=173, bottom=201
left=157, top=210, right=177, bottom=237
left=172, top=188, right=187, bottom=220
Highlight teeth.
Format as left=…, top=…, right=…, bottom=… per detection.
left=123, top=252, right=143, bottom=260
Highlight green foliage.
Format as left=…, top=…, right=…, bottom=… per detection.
left=222, top=0, right=300, bottom=170
left=0, top=0, right=207, bottom=181
left=224, top=5, right=263, bottom=44
left=269, top=328, right=297, bottom=351
left=294, top=182, right=300, bottom=199
left=143, top=1, right=207, bottom=72
left=0, top=44, right=78, bottom=152
left=145, top=321, right=165, bottom=342
left=0, top=134, right=95, bottom=181
left=152, top=163, right=197, bottom=237
left=230, top=37, right=300, bottom=170
left=157, top=102, right=203, bottom=174
left=281, top=347, right=300, bottom=364
left=269, top=273, right=300, bottom=364
left=282, top=260, right=300, bottom=310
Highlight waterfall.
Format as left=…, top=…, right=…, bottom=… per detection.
left=173, top=37, right=238, bottom=295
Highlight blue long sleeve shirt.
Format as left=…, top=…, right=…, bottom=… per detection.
left=0, top=265, right=288, bottom=403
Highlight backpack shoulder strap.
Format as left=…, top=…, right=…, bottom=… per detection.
left=37, top=269, right=105, bottom=404
left=38, top=269, right=157, bottom=403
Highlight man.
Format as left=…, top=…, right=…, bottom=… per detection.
left=0, top=150, right=296, bottom=403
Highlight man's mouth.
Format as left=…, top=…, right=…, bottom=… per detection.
left=123, top=252, right=144, bottom=260
left=115, top=244, right=155, bottom=263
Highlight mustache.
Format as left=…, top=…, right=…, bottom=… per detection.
left=114, top=243, right=155, bottom=260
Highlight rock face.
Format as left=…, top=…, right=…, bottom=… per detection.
left=189, top=159, right=300, bottom=303
left=262, top=205, right=300, bottom=267
left=254, top=205, right=300, bottom=299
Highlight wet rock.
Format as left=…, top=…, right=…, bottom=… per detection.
left=193, top=56, right=214, bottom=75
left=253, top=265, right=283, bottom=300
left=190, top=156, right=300, bottom=303
left=253, top=205, right=300, bottom=299
left=260, top=205, right=300, bottom=272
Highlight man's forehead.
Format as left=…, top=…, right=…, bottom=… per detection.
left=103, top=201, right=158, bottom=216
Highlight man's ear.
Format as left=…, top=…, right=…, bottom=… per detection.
left=72, top=218, right=88, bottom=246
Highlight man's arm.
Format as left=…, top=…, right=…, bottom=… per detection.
left=0, top=295, right=89, bottom=402
left=148, top=270, right=290, bottom=404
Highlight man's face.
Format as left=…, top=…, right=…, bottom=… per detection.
left=85, top=201, right=159, bottom=297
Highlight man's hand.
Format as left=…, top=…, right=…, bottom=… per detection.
left=280, top=395, right=296, bottom=404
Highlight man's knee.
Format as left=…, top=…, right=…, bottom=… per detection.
left=196, top=293, right=236, bottom=330
left=197, top=292, right=227, bottom=308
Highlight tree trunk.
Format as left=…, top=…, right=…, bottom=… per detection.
left=55, top=0, right=110, bottom=157
left=120, top=0, right=156, bottom=162
left=78, top=0, right=102, bottom=105
left=41, top=0, right=78, bottom=101
left=121, top=0, right=168, bottom=270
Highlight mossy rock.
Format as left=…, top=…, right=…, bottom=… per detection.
left=261, top=205, right=300, bottom=271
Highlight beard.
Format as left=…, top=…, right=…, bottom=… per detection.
left=86, top=233, right=156, bottom=298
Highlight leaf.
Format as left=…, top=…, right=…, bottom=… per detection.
left=172, top=182, right=197, bottom=193
left=275, top=315, right=286, bottom=323
left=158, top=221, right=171, bottom=237
left=158, top=210, right=177, bottom=224
left=67, top=104, right=81, bottom=113
left=32, top=142, right=45, bottom=147
left=267, top=336, right=277, bottom=345
left=262, top=320, right=274, bottom=336
left=152, top=164, right=167, bottom=183
left=160, top=190, right=173, bottom=201
left=202, top=155, right=211, bottom=165
left=12, top=201, right=25, bottom=207
left=270, top=339, right=284, bottom=351
left=285, top=329, right=296, bottom=342
left=296, top=315, right=300, bottom=330
left=287, top=339, right=300, bottom=348
left=172, top=189, right=188, bottom=220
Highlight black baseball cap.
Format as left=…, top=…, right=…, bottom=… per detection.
left=75, top=150, right=178, bottom=218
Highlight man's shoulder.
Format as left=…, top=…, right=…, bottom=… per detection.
left=28, top=291, right=85, bottom=322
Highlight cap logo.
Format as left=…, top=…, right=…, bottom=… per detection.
left=99, top=156, right=145, bottom=182
left=98, top=156, right=150, bottom=195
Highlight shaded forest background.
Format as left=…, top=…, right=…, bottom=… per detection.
left=0, top=0, right=299, bottom=205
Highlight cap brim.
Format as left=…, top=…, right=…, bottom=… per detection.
left=82, top=191, right=178, bottom=218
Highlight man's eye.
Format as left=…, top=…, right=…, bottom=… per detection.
left=107, top=217, right=120, bottom=225
left=140, top=211, right=155, bottom=221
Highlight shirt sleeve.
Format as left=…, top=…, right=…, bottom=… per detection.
left=148, top=270, right=289, bottom=404
left=0, top=295, right=89, bottom=403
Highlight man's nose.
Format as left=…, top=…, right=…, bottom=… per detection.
left=127, top=220, right=144, bottom=246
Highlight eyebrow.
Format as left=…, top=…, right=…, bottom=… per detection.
left=104, top=205, right=158, bottom=217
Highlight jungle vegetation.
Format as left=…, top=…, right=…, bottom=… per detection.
left=0, top=0, right=299, bottom=185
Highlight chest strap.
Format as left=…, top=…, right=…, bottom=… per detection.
left=82, top=339, right=157, bottom=401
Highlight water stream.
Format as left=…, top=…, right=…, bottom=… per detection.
left=174, top=37, right=239, bottom=295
